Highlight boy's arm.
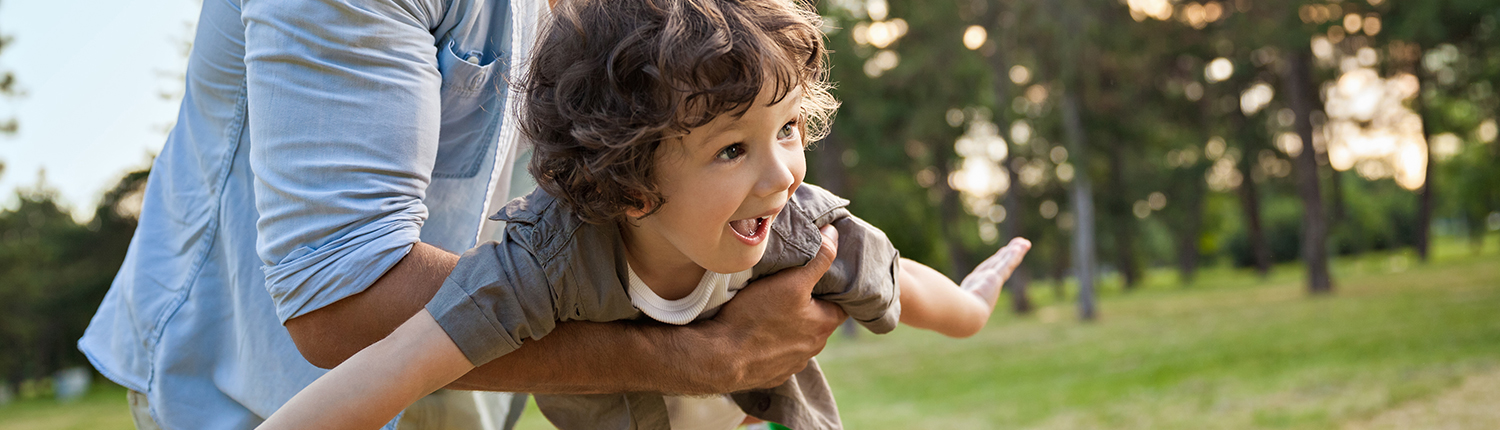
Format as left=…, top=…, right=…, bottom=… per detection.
left=898, top=238, right=1031, bottom=338
left=259, top=310, right=473, bottom=430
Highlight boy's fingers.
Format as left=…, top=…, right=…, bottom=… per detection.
left=1000, top=238, right=1031, bottom=268
left=998, top=239, right=1032, bottom=279
left=979, top=237, right=1032, bottom=281
left=1007, top=237, right=1033, bottom=252
left=810, top=294, right=847, bottom=322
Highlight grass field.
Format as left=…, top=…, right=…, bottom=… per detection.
left=814, top=242, right=1500, bottom=430
left=3, top=236, right=1496, bottom=430
left=0, top=381, right=134, bottom=430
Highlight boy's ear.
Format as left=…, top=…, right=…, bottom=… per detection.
left=624, top=205, right=649, bottom=219
left=623, top=195, right=655, bottom=219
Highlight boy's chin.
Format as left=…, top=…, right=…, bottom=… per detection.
left=704, top=248, right=768, bottom=274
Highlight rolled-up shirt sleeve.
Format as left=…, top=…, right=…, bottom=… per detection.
left=815, top=210, right=902, bottom=334
left=243, top=0, right=446, bottom=322
left=427, top=237, right=561, bottom=366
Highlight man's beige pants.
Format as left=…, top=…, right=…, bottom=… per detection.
left=129, top=389, right=526, bottom=429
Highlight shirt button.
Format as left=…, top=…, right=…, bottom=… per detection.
left=466, top=54, right=481, bottom=65
left=755, top=396, right=771, bottom=412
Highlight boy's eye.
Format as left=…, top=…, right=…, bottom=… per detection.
left=777, top=120, right=798, bottom=140
left=717, top=143, right=746, bottom=161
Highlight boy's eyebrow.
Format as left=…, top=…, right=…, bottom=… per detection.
left=695, top=87, right=806, bottom=147
left=705, top=117, right=740, bottom=136
left=685, top=120, right=737, bottom=152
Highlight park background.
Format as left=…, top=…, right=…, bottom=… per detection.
left=2, top=0, right=1499, bottom=428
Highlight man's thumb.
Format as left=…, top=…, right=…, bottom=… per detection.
left=750, top=224, right=838, bottom=296
left=810, top=224, right=839, bottom=273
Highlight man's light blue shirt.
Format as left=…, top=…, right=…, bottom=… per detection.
left=77, top=0, right=546, bottom=428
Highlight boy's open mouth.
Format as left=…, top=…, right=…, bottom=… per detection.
left=729, top=216, right=770, bottom=243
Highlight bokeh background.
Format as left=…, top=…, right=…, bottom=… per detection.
left=2, top=0, right=1499, bottom=429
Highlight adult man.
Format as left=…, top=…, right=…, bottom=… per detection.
left=79, top=0, right=846, bottom=428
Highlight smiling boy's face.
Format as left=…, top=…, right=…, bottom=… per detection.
left=621, top=86, right=807, bottom=277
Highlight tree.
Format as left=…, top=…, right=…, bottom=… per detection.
left=0, top=0, right=17, bottom=135
left=812, top=0, right=1498, bottom=309
left=0, top=168, right=144, bottom=388
left=983, top=0, right=1034, bottom=312
left=1380, top=0, right=1498, bottom=261
left=1039, top=0, right=1098, bottom=320
left=817, top=0, right=1001, bottom=282
left=1279, top=48, right=1332, bottom=293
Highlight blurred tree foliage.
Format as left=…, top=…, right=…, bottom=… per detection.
left=810, top=0, right=1500, bottom=315
left=0, top=170, right=145, bottom=388
left=0, top=0, right=179, bottom=388
left=1, top=0, right=18, bottom=135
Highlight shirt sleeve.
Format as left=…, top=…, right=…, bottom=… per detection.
left=814, top=209, right=902, bottom=334
left=242, top=0, right=447, bottom=322
left=426, top=236, right=561, bottom=366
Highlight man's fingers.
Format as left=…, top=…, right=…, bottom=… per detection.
left=708, top=225, right=844, bottom=392
left=752, top=225, right=839, bottom=296
left=810, top=227, right=846, bottom=328
left=810, top=298, right=847, bottom=332
left=759, top=363, right=810, bottom=389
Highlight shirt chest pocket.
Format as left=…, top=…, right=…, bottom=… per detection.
left=434, top=41, right=508, bottom=179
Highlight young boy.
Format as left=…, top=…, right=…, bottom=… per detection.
left=259, top=0, right=1030, bottom=428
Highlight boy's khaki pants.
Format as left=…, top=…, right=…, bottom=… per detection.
left=129, top=389, right=527, bottom=429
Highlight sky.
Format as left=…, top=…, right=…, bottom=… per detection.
left=1, top=0, right=201, bottom=219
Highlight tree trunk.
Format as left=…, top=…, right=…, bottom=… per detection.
left=1002, top=164, right=1032, bottom=314
left=1061, top=94, right=1097, bottom=321
left=931, top=142, right=974, bottom=276
left=1051, top=237, right=1069, bottom=300
left=1281, top=49, right=1333, bottom=294
left=1417, top=165, right=1435, bottom=259
left=1232, top=109, right=1272, bottom=276
left=1006, top=262, right=1032, bottom=314
left=1321, top=151, right=1347, bottom=223
left=1044, top=0, right=1096, bottom=320
left=1175, top=178, right=1205, bottom=285
left=987, top=11, right=1032, bottom=314
left=1238, top=158, right=1272, bottom=276
left=812, top=130, right=850, bottom=196
left=1412, top=77, right=1436, bottom=262
left=1107, top=139, right=1140, bottom=289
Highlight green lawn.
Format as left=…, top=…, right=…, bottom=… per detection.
left=6, top=236, right=1497, bottom=430
left=815, top=237, right=1500, bottom=430
left=0, top=382, right=134, bottom=430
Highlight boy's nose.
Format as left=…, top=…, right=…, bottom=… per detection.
left=754, top=147, right=800, bottom=198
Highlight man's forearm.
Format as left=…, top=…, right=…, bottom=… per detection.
left=286, top=225, right=844, bottom=394
left=447, top=319, right=724, bottom=395
left=453, top=226, right=848, bottom=395
left=286, top=242, right=460, bottom=368
left=286, top=242, right=728, bottom=394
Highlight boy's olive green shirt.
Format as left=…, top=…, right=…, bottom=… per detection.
left=426, top=183, right=902, bottom=430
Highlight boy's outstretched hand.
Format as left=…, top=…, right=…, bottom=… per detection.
left=896, top=237, right=1032, bottom=338
left=962, top=238, right=1032, bottom=311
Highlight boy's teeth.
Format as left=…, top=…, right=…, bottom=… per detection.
left=730, top=217, right=759, bottom=237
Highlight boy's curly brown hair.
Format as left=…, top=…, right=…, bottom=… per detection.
left=519, top=0, right=838, bottom=224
